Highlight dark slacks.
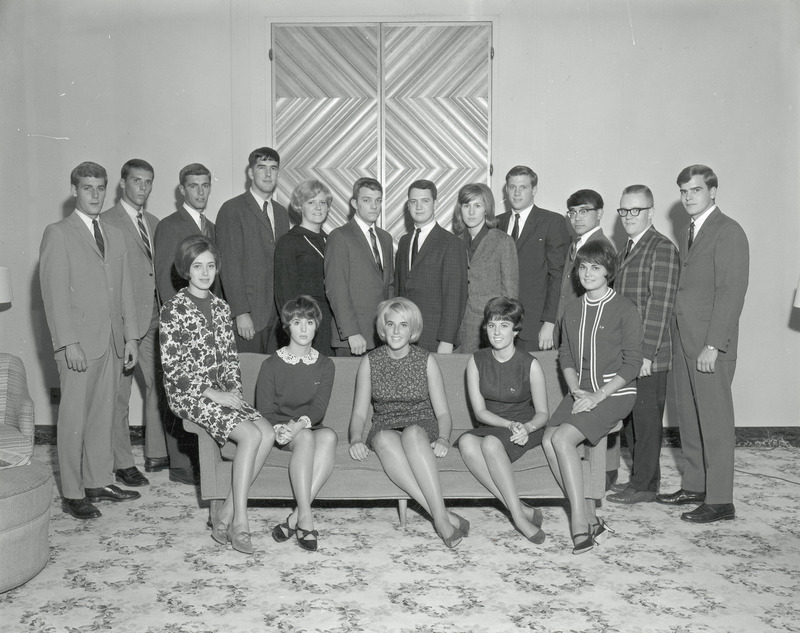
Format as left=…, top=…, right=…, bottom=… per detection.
left=622, top=370, right=667, bottom=492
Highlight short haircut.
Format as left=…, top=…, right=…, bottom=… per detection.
left=676, top=164, right=718, bottom=189
left=375, top=297, right=423, bottom=344
left=505, top=165, right=538, bottom=188
left=407, top=179, right=438, bottom=201
left=70, top=162, right=107, bottom=187
left=291, top=179, right=332, bottom=212
left=174, top=235, right=220, bottom=280
left=248, top=147, right=281, bottom=170
left=179, top=163, right=211, bottom=186
left=566, top=189, right=603, bottom=210
left=351, top=177, right=383, bottom=202
left=121, top=159, right=154, bottom=180
left=483, top=296, right=524, bottom=332
left=574, top=240, right=618, bottom=283
left=621, top=184, right=654, bottom=207
left=281, top=295, right=322, bottom=331
left=452, top=183, right=497, bottom=233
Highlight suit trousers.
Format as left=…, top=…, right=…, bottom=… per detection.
left=233, top=315, right=279, bottom=354
left=112, top=304, right=166, bottom=467
left=56, top=337, right=120, bottom=499
left=622, top=370, right=667, bottom=492
left=672, top=329, right=737, bottom=504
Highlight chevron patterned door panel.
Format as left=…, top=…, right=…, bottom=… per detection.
left=273, top=22, right=491, bottom=240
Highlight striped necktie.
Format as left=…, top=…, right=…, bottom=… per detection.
left=92, top=219, right=105, bottom=257
left=369, top=227, right=383, bottom=272
left=688, top=220, right=695, bottom=249
left=136, top=212, right=153, bottom=262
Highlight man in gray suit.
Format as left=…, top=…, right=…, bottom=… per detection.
left=102, top=159, right=164, bottom=487
left=325, top=178, right=394, bottom=356
left=657, top=165, right=749, bottom=523
left=216, top=147, right=291, bottom=353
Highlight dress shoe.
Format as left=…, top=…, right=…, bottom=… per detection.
left=656, top=488, right=705, bottom=505
left=607, top=487, right=657, bottom=504
left=115, top=466, right=149, bottom=487
left=169, top=467, right=198, bottom=485
left=85, top=485, right=141, bottom=503
left=227, top=526, right=255, bottom=555
left=605, top=469, right=618, bottom=492
left=681, top=503, right=736, bottom=523
left=609, top=480, right=630, bottom=494
left=62, top=497, right=101, bottom=519
left=144, top=456, right=169, bottom=472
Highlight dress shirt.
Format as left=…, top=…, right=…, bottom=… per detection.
left=120, top=198, right=154, bottom=243
left=353, top=215, right=383, bottom=264
left=250, top=187, right=274, bottom=237
left=182, top=203, right=206, bottom=231
left=505, top=205, right=533, bottom=238
left=628, top=223, right=652, bottom=248
left=690, top=205, right=716, bottom=234
left=575, top=226, right=602, bottom=251
left=408, top=220, right=437, bottom=265
left=74, top=209, right=103, bottom=237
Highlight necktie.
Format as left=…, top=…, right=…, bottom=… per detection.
left=411, top=228, right=421, bottom=269
left=262, top=201, right=274, bottom=238
left=200, top=214, right=211, bottom=238
left=136, top=212, right=153, bottom=262
left=569, top=240, right=578, bottom=261
left=369, top=227, right=383, bottom=272
left=623, top=238, right=633, bottom=259
left=92, top=219, right=105, bottom=257
left=688, top=220, right=695, bottom=250
left=511, top=212, right=520, bottom=240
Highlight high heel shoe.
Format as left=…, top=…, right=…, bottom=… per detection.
left=450, top=512, right=470, bottom=537
left=272, top=515, right=296, bottom=543
left=571, top=526, right=594, bottom=555
left=227, top=526, right=255, bottom=555
left=590, top=517, right=614, bottom=545
left=438, top=525, right=464, bottom=549
left=211, top=520, right=229, bottom=546
left=521, top=501, right=543, bottom=528
left=526, top=526, right=546, bottom=545
left=296, top=526, right=319, bottom=552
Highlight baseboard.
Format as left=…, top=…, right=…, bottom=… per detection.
left=33, top=425, right=800, bottom=447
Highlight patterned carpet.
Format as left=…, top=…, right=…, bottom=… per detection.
left=2, top=444, right=799, bottom=633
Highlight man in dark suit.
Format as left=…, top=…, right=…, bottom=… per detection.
left=40, top=161, right=141, bottom=519
left=153, top=163, right=216, bottom=304
left=657, top=165, right=749, bottom=523
left=324, top=177, right=394, bottom=356
left=216, top=147, right=291, bottom=353
left=607, top=185, right=679, bottom=504
left=152, top=163, right=215, bottom=484
left=395, top=180, right=468, bottom=353
left=497, top=166, right=570, bottom=351
left=102, top=159, right=164, bottom=487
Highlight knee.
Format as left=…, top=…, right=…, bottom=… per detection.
left=257, top=419, right=276, bottom=445
left=458, top=435, right=479, bottom=458
left=480, top=435, right=505, bottom=458
left=401, top=424, right=429, bottom=446
left=292, top=428, right=314, bottom=447
left=318, top=428, right=338, bottom=449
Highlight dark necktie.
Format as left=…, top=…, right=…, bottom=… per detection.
left=688, top=220, right=695, bottom=250
left=623, top=238, right=633, bottom=259
left=411, top=228, right=421, bottom=269
left=569, top=240, right=578, bottom=261
left=369, top=227, right=383, bottom=272
left=511, top=212, right=520, bottom=241
left=200, top=214, right=211, bottom=238
left=136, top=211, right=153, bottom=262
left=92, top=219, right=105, bottom=257
left=262, top=201, right=274, bottom=238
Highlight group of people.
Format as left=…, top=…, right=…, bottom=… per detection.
left=39, top=150, right=749, bottom=556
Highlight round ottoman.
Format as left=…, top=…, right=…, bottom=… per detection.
left=0, top=460, right=53, bottom=593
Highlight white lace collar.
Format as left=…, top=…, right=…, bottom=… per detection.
left=277, top=347, right=319, bottom=365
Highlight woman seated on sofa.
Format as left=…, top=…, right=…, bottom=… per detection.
left=542, top=240, right=643, bottom=554
left=348, top=297, right=469, bottom=548
left=255, top=295, right=336, bottom=552
left=458, top=297, right=548, bottom=544
left=160, top=235, right=274, bottom=556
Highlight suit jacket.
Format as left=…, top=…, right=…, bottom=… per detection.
left=324, top=218, right=394, bottom=349
left=497, top=206, right=570, bottom=341
left=216, top=192, right=290, bottom=331
left=396, top=223, right=468, bottom=351
left=153, top=207, right=216, bottom=304
left=615, top=226, right=680, bottom=372
left=556, top=228, right=615, bottom=325
left=102, top=202, right=159, bottom=338
left=672, top=207, right=749, bottom=360
left=39, top=212, right=137, bottom=359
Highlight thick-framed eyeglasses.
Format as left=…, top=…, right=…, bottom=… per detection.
left=566, top=208, right=596, bottom=218
left=616, top=207, right=652, bottom=217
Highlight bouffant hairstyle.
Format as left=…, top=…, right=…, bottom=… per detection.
left=174, top=235, right=220, bottom=280
left=375, top=297, right=423, bottom=344
left=574, top=240, right=618, bottom=283
left=280, top=295, right=322, bottom=332
left=452, top=183, right=497, bottom=234
left=483, top=296, right=525, bottom=332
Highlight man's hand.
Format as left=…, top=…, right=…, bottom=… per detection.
left=538, top=322, right=555, bottom=350
left=123, top=340, right=139, bottom=371
left=348, top=334, right=367, bottom=356
left=235, top=313, right=255, bottom=341
left=697, top=346, right=718, bottom=373
left=436, top=341, right=454, bottom=354
left=639, top=358, right=653, bottom=378
left=65, top=343, right=87, bottom=372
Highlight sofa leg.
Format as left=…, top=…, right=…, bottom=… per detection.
left=397, top=499, right=408, bottom=526
left=208, top=499, right=223, bottom=528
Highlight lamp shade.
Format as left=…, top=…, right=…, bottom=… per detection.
left=0, top=267, right=12, bottom=303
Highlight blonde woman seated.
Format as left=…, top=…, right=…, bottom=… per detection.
left=542, top=240, right=643, bottom=554
left=160, top=236, right=274, bottom=555
left=255, top=295, right=336, bottom=551
left=348, top=298, right=469, bottom=548
left=458, top=297, right=548, bottom=544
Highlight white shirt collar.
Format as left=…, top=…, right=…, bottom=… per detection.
left=628, top=223, right=653, bottom=247
left=690, top=204, right=716, bottom=233
left=182, top=203, right=205, bottom=230
left=576, top=226, right=601, bottom=250
left=507, top=204, right=533, bottom=236
left=74, top=209, right=98, bottom=232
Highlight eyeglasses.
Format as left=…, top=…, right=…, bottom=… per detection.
left=565, top=208, right=596, bottom=218
left=616, top=207, right=652, bottom=217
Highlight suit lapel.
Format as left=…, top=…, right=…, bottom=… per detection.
left=411, top=223, right=440, bottom=269
left=69, top=212, right=105, bottom=260
left=515, top=207, right=541, bottom=250
left=349, top=220, right=383, bottom=276
left=116, top=204, right=152, bottom=260
left=246, top=192, right=274, bottom=239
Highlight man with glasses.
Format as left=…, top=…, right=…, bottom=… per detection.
left=607, top=185, right=679, bottom=504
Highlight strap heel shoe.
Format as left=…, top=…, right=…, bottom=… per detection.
left=296, top=527, right=319, bottom=552
left=590, top=517, right=614, bottom=544
left=572, top=526, right=594, bottom=555
left=272, top=516, right=296, bottom=543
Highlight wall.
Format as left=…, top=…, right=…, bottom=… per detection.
left=1, top=0, right=798, bottom=428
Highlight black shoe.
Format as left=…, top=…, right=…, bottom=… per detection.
left=62, top=497, right=101, bottom=519
left=571, top=527, right=594, bottom=555
left=144, top=456, right=169, bottom=472
left=85, top=485, right=141, bottom=503
left=605, top=470, right=618, bottom=492
left=169, top=467, right=198, bottom=485
left=115, top=466, right=149, bottom=487
left=608, top=480, right=629, bottom=494
left=656, top=488, right=705, bottom=505
left=607, top=487, right=657, bottom=504
left=681, top=503, right=735, bottom=523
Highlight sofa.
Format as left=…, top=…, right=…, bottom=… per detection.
left=0, top=353, right=35, bottom=464
left=185, top=350, right=619, bottom=523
